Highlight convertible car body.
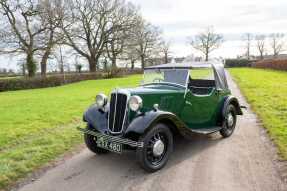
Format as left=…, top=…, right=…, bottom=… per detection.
left=78, top=61, right=243, bottom=172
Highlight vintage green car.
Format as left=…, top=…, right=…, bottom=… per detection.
left=78, top=62, right=243, bottom=172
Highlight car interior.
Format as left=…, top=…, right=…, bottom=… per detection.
left=188, top=77, right=216, bottom=96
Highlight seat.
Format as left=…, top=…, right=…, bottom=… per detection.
left=188, top=79, right=215, bottom=95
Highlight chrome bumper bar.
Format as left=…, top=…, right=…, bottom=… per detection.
left=77, top=127, right=144, bottom=148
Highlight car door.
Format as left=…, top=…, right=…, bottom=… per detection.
left=180, top=88, right=220, bottom=129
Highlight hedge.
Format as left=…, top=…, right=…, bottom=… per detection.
left=0, top=69, right=142, bottom=92
left=225, top=59, right=251, bottom=68
left=252, top=59, right=287, bottom=71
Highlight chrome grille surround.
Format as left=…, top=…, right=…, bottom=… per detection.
left=108, top=89, right=130, bottom=134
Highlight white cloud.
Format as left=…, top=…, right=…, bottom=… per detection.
left=1, top=0, right=287, bottom=70
left=130, top=0, right=287, bottom=58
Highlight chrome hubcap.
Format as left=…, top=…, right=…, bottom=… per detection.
left=153, top=140, right=165, bottom=157
left=227, top=113, right=234, bottom=127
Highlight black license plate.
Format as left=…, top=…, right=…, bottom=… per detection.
left=96, top=138, right=122, bottom=153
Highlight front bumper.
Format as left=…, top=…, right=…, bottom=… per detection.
left=77, top=127, right=144, bottom=148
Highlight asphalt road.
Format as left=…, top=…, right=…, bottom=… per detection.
left=16, top=72, right=287, bottom=191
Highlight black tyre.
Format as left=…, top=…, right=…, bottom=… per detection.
left=136, top=123, right=173, bottom=172
left=84, top=125, right=109, bottom=154
left=220, top=105, right=237, bottom=138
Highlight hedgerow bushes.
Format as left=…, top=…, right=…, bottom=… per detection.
left=252, top=59, right=287, bottom=71
left=225, top=59, right=251, bottom=68
left=0, top=69, right=142, bottom=92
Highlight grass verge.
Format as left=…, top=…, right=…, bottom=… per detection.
left=229, top=68, right=287, bottom=160
left=0, top=74, right=141, bottom=189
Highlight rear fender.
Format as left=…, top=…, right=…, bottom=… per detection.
left=222, top=96, right=243, bottom=116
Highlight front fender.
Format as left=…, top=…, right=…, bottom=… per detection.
left=124, top=110, right=188, bottom=138
left=83, top=104, right=109, bottom=134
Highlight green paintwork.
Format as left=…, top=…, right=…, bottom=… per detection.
left=123, top=83, right=231, bottom=130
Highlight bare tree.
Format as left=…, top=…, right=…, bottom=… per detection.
left=0, top=0, right=47, bottom=77
left=255, top=34, right=266, bottom=60
left=270, top=33, right=285, bottom=58
left=188, top=27, right=223, bottom=61
left=53, top=45, right=69, bottom=73
left=242, top=33, right=253, bottom=60
left=159, top=39, right=171, bottom=64
left=0, top=0, right=64, bottom=77
left=105, top=1, right=138, bottom=70
left=61, top=0, right=128, bottom=72
left=132, top=18, right=162, bottom=69
left=37, top=0, right=65, bottom=76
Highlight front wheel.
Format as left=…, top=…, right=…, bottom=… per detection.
left=136, top=123, right=173, bottom=172
left=84, top=125, right=109, bottom=154
left=220, top=105, right=237, bottom=138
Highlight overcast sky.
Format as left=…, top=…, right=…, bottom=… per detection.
left=130, top=0, right=287, bottom=58
left=1, top=0, right=287, bottom=71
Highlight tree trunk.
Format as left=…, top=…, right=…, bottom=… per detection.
left=111, top=57, right=117, bottom=74
left=103, top=59, right=107, bottom=71
left=205, top=52, right=209, bottom=61
left=164, top=52, right=168, bottom=64
left=88, top=57, right=97, bottom=72
left=260, top=52, right=264, bottom=60
left=205, top=47, right=209, bottom=61
left=112, top=57, right=117, bottom=69
left=26, top=51, right=36, bottom=77
left=141, top=55, right=145, bottom=70
left=59, top=47, right=64, bottom=74
left=131, top=60, right=135, bottom=69
left=40, top=49, right=51, bottom=76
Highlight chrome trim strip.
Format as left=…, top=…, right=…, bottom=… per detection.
left=77, top=127, right=144, bottom=148
left=184, top=70, right=190, bottom=98
left=141, top=82, right=186, bottom=88
left=112, top=90, right=118, bottom=132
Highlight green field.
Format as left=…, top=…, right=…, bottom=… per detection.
left=1, top=68, right=286, bottom=189
left=0, top=74, right=141, bottom=189
left=229, top=68, right=287, bottom=159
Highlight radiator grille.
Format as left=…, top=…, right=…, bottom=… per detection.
left=108, top=92, right=128, bottom=133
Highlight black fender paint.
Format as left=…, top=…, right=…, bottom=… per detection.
left=222, top=96, right=243, bottom=116
left=83, top=104, right=109, bottom=134
left=124, top=110, right=189, bottom=138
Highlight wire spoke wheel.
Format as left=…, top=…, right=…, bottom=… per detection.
left=137, top=123, right=173, bottom=172
left=220, top=105, right=237, bottom=138
left=146, top=132, right=167, bottom=166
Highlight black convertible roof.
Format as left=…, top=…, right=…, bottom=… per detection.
left=144, top=61, right=229, bottom=90
left=144, top=61, right=220, bottom=70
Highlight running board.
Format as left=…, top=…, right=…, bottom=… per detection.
left=191, top=127, right=222, bottom=135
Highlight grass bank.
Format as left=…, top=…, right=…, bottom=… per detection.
left=0, top=74, right=141, bottom=189
left=229, top=68, right=287, bottom=159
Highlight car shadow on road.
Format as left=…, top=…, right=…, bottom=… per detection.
left=78, top=133, right=223, bottom=176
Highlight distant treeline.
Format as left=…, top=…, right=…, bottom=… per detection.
left=0, top=0, right=169, bottom=78
left=225, top=58, right=287, bottom=71
left=225, top=59, right=251, bottom=68
left=0, top=69, right=142, bottom=92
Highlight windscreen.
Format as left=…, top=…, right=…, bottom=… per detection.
left=144, top=69, right=188, bottom=86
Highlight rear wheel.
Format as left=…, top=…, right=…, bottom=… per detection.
left=136, top=123, right=173, bottom=172
left=220, top=105, right=237, bottom=138
left=84, top=125, right=109, bottom=154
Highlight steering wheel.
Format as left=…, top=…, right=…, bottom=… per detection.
left=153, top=78, right=163, bottom=83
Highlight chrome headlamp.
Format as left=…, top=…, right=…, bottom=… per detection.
left=129, top=95, right=143, bottom=111
left=95, top=93, right=108, bottom=107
